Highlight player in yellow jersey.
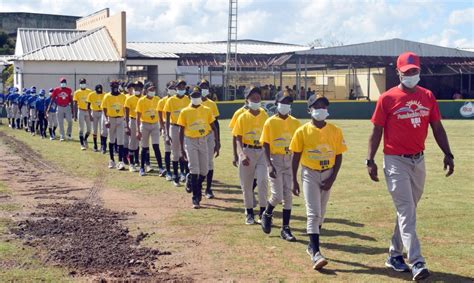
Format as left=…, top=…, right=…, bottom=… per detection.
left=260, top=91, right=301, bottom=241
left=87, top=84, right=105, bottom=152
left=158, top=81, right=176, bottom=181
left=177, top=87, right=220, bottom=208
left=164, top=79, right=191, bottom=187
left=232, top=86, right=269, bottom=225
left=101, top=81, right=127, bottom=170
left=125, top=81, right=142, bottom=172
left=73, top=78, right=93, bottom=150
left=198, top=79, right=221, bottom=199
left=289, top=95, right=347, bottom=270
left=136, top=84, right=162, bottom=177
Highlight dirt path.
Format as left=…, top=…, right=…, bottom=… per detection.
left=0, top=131, right=229, bottom=281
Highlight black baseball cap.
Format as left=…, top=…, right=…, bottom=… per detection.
left=307, top=94, right=329, bottom=108
left=245, top=86, right=261, bottom=98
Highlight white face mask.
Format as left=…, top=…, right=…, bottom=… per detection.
left=147, top=91, right=155, bottom=97
left=168, top=89, right=177, bottom=96
left=277, top=103, right=291, bottom=115
left=134, top=90, right=141, bottom=95
left=201, top=89, right=209, bottom=97
left=248, top=101, right=261, bottom=111
left=80, top=84, right=86, bottom=89
left=191, top=97, right=202, bottom=105
left=311, top=108, right=329, bottom=121
left=60, top=83, right=67, bottom=88
left=400, top=73, right=420, bottom=89
left=177, top=89, right=186, bottom=96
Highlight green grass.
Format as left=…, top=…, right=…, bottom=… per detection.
left=1, top=119, right=473, bottom=282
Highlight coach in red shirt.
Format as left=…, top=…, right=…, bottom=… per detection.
left=47, top=77, right=73, bottom=141
left=367, top=52, right=454, bottom=281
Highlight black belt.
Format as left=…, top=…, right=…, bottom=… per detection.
left=400, top=151, right=424, bottom=159
left=243, top=144, right=262, bottom=149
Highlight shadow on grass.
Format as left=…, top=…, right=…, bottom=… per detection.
left=296, top=238, right=387, bottom=255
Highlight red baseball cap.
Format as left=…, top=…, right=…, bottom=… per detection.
left=397, top=52, right=420, bottom=72
left=60, top=77, right=67, bottom=83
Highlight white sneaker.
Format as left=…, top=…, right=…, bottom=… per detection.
left=117, top=161, right=125, bottom=170
left=108, top=160, right=116, bottom=169
left=60, top=136, right=65, bottom=142
left=145, top=165, right=153, bottom=173
left=67, top=135, right=72, bottom=141
left=81, top=145, right=86, bottom=151
left=129, top=164, right=137, bottom=172
left=180, top=174, right=186, bottom=183
left=50, top=136, right=54, bottom=141
left=165, top=174, right=173, bottom=181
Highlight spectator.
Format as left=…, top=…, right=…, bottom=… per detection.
left=299, top=86, right=305, bottom=100
left=452, top=91, right=462, bottom=100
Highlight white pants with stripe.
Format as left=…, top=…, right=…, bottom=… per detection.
left=238, top=147, right=268, bottom=209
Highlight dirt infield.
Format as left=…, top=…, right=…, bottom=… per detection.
left=0, top=131, right=190, bottom=281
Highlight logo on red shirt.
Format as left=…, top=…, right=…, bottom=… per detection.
left=393, top=100, right=430, bottom=128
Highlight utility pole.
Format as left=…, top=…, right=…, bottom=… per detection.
left=224, top=0, right=238, bottom=100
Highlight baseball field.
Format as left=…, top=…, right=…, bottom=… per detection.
left=0, top=119, right=473, bottom=282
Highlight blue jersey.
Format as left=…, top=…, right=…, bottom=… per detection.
left=9, top=93, right=19, bottom=104
left=19, top=95, right=29, bottom=108
left=45, top=97, right=57, bottom=113
left=35, top=97, right=47, bottom=112
left=28, top=96, right=37, bottom=109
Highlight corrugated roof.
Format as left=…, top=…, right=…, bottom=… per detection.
left=126, top=40, right=307, bottom=58
left=296, top=38, right=474, bottom=58
left=18, top=27, right=122, bottom=62
left=17, top=28, right=85, bottom=55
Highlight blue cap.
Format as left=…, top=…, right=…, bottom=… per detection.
left=39, top=89, right=46, bottom=95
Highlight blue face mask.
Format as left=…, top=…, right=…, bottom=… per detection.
left=177, top=89, right=186, bottom=96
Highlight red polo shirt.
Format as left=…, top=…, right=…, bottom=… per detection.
left=371, top=85, right=441, bottom=155
left=51, top=87, right=73, bottom=107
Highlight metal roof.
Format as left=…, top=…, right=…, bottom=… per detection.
left=16, top=28, right=85, bottom=55
left=17, top=27, right=122, bottom=62
left=126, top=40, right=307, bottom=58
left=296, top=38, right=474, bottom=58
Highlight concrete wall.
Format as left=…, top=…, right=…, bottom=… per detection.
left=127, top=59, right=178, bottom=94
left=0, top=12, right=79, bottom=35
left=14, top=60, right=121, bottom=91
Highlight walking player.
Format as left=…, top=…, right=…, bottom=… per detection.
left=157, top=81, right=176, bottom=181
left=27, top=89, right=38, bottom=135
left=125, top=82, right=142, bottom=172
left=199, top=79, right=221, bottom=199
left=73, top=78, right=92, bottom=150
left=260, top=91, right=301, bottom=241
left=101, top=81, right=127, bottom=170
left=87, top=84, right=105, bottom=152
left=232, top=86, right=269, bottom=225
left=290, top=95, right=347, bottom=270
left=164, top=79, right=191, bottom=186
left=135, top=84, right=162, bottom=176
left=367, top=52, right=454, bottom=281
left=177, top=87, right=219, bottom=208
left=45, top=89, right=58, bottom=140
left=35, top=89, right=48, bottom=139
left=48, top=78, right=73, bottom=141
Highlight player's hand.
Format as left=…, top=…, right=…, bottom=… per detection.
left=268, top=165, right=277, bottom=179
left=136, top=131, right=142, bottom=140
left=292, top=180, right=300, bottom=196
left=214, top=141, right=220, bottom=158
left=240, top=153, right=250, bottom=166
left=105, top=121, right=110, bottom=128
left=165, top=135, right=172, bottom=145
left=125, top=127, right=131, bottom=136
left=89, top=116, right=93, bottom=122
left=232, top=155, right=239, bottom=167
left=367, top=163, right=379, bottom=182
left=321, top=175, right=335, bottom=191
left=181, top=150, right=188, bottom=162
left=443, top=155, right=454, bottom=177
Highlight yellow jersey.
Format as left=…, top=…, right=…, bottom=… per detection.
left=260, top=115, right=301, bottom=155
left=177, top=105, right=215, bottom=138
left=202, top=98, right=220, bottom=118
left=73, top=88, right=92, bottom=110
left=232, top=109, right=268, bottom=147
left=136, top=96, right=160, bottom=124
left=157, top=96, right=169, bottom=112
left=101, top=92, right=126, bottom=118
left=163, top=95, right=190, bottom=124
left=289, top=122, right=347, bottom=171
left=125, top=95, right=141, bottom=119
left=229, top=106, right=247, bottom=129
left=87, top=91, right=104, bottom=111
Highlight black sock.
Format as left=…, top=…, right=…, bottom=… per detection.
left=53, top=127, right=57, bottom=136
left=108, top=143, right=115, bottom=161
left=185, top=162, right=189, bottom=174
left=49, top=128, right=53, bottom=137
left=246, top=208, right=254, bottom=216
left=152, top=144, right=163, bottom=168
left=179, top=159, right=186, bottom=175
left=23, top=117, right=28, bottom=128
left=191, top=174, right=199, bottom=202
left=123, top=147, right=129, bottom=165
left=141, top=148, right=148, bottom=169
left=198, top=175, right=205, bottom=201
left=266, top=203, right=275, bottom=215
left=118, top=145, right=124, bottom=162
left=165, top=152, right=171, bottom=172
left=259, top=207, right=265, bottom=218
left=253, top=179, right=257, bottom=190
left=30, top=121, right=35, bottom=133
left=84, top=133, right=90, bottom=144
left=101, top=136, right=107, bottom=151
left=282, top=209, right=291, bottom=227
left=79, top=135, right=84, bottom=146
left=93, top=135, right=98, bottom=149
left=134, top=149, right=139, bottom=165
left=309, top=234, right=320, bottom=253
left=206, top=170, right=214, bottom=191
left=172, top=161, right=179, bottom=179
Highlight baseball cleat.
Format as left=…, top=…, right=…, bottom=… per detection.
left=205, top=190, right=215, bottom=199
left=260, top=212, right=273, bottom=234
left=245, top=214, right=255, bottom=225
left=412, top=262, right=430, bottom=281
left=139, top=168, right=146, bottom=177
left=145, top=165, right=153, bottom=173
left=165, top=174, right=173, bottom=181
left=280, top=226, right=296, bottom=242
left=385, top=256, right=410, bottom=272
left=108, top=160, right=116, bottom=169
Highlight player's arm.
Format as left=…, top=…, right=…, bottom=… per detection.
left=430, top=120, right=454, bottom=177
left=263, top=142, right=276, bottom=178
left=73, top=99, right=78, bottom=120
left=136, top=112, right=142, bottom=140
left=367, top=125, right=383, bottom=182
left=179, top=125, right=186, bottom=160
left=165, top=112, right=171, bottom=142
left=158, top=110, right=165, bottom=132
left=236, top=135, right=249, bottom=166
left=125, top=106, right=131, bottom=135
left=210, top=122, right=220, bottom=157
left=291, top=152, right=302, bottom=196
left=103, top=107, right=110, bottom=128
